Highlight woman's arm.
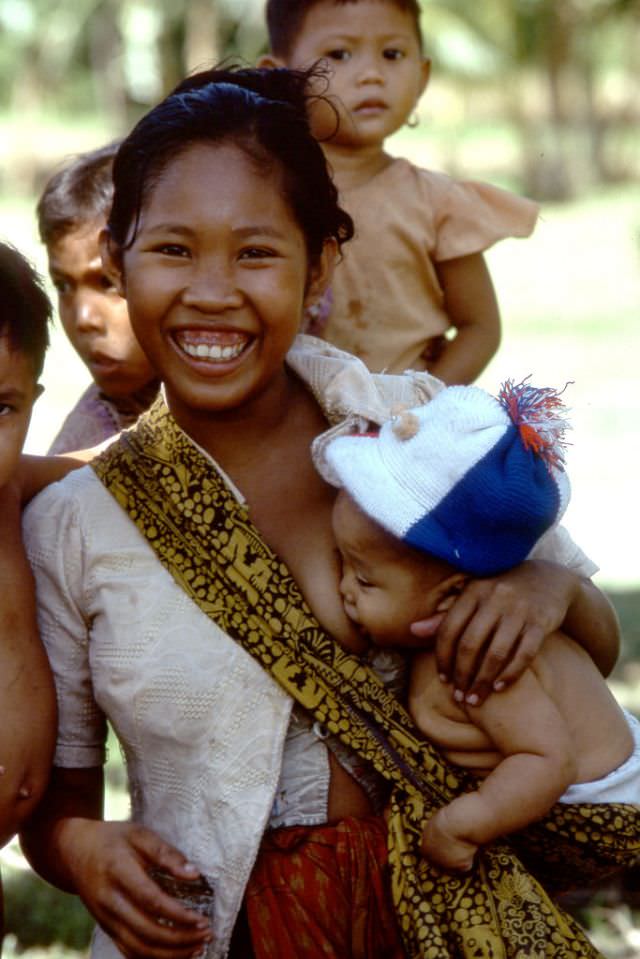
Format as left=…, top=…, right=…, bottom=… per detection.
left=410, top=560, right=620, bottom=705
left=21, top=766, right=213, bottom=959
left=0, top=482, right=56, bottom=846
left=429, top=253, right=501, bottom=386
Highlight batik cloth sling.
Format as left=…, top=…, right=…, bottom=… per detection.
left=92, top=397, right=640, bottom=959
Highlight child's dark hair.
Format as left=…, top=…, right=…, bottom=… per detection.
left=37, top=140, right=121, bottom=248
left=108, top=65, right=354, bottom=264
left=0, top=243, right=51, bottom=378
left=266, top=0, right=423, bottom=58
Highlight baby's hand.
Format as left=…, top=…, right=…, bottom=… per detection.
left=421, top=807, right=478, bottom=873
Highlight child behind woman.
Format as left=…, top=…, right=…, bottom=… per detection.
left=321, top=380, right=639, bottom=871
left=37, top=142, right=158, bottom=453
left=264, top=0, right=538, bottom=382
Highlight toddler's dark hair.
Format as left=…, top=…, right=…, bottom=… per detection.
left=0, top=243, right=51, bottom=378
left=37, top=140, right=121, bottom=248
left=108, top=65, right=353, bottom=265
left=266, top=0, right=423, bottom=58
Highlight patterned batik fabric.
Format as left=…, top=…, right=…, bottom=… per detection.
left=245, top=816, right=405, bottom=959
left=92, top=396, right=640, bottom=959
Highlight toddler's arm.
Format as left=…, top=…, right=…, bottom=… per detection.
left=428, top=253, right=501, bottom=385
left=412, top=654, right=576, bottom=871
left=0, top=482, right=57, bottom=845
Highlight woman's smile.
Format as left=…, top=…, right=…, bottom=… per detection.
left=105, top=141, right=331, bottom=431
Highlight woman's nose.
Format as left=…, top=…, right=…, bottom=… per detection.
left=182, top=261, right=243, bottom=312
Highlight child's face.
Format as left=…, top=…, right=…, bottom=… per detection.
left=332, top=490, right=445, bottom=647
left=0, top=336, right=40, bottom=490
left=284, top=0, right=429, bottom=149
left=103, top=142, right=332, bottom=426
left=47, top=221, right=156, bottom=399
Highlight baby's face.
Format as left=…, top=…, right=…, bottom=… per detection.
left=0, top=336, right=40, bottom=490
left=332, top=490, right=440, bottom=647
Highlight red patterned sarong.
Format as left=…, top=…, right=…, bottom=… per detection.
left=245, top=816, right=406, bottom=959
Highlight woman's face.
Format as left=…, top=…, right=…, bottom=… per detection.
left=104, top=142, right=332, bottom=425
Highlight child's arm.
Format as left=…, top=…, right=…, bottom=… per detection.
left=428, top=252, right=501, bottom=385
left=414, top=654, right=576, bottom=872
left=0, top=482, right=57, bottom=845
left=18, top=451, right=92, bottom=505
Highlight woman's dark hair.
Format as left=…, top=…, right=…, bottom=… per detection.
left=108, top=65, right=354, bottom=264
left=0, top=243, right=51, bottom=378
left=37, top=140, right=121, bottom=248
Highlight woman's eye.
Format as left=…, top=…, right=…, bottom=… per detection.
left=355, top=574, right=372, bottom=588
left=326, top=49, right=351, bottom=62
left=239, top=247, right=275, bottom=260
left=155, top=243, right=189, bottom=257
left=383, top=48, right=405, bottom=61
left=0, top=403, right=12, bottom=417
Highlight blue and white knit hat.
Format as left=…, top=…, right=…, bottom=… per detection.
left=323, top=379, right=571, bottom=577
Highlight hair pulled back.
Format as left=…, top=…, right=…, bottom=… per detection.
left=108, top=65, right=354, bottom=263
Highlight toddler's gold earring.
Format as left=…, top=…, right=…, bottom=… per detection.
left=406, top=111, right=419, bottom=129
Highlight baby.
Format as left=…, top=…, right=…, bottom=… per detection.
left=321, top=379, right=638, bottom=871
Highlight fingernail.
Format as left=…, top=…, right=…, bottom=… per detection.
left=453, top=689, right=464, bottom=703
left=493, top=680, right=506, bottom=691
left=465, top=693, right=479, bottom=706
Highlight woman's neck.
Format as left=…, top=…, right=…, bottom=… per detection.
left=166, top=367, right=322, bottom=475
left=322, top=142, right=393, bottom=192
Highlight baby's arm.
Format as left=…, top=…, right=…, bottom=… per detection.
left=417, top=659, right=576, bottom=872
left=428, top=253, right=501, bottom=385
left=0, top=482, right=57, bottom=845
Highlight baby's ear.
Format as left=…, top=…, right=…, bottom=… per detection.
left=434, top=572, right=469, bottom=613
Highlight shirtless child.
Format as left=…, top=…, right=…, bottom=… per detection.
left=321, top=379, right=638, bottom=871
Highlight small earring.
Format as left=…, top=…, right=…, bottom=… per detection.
left=406, top=111, right=419, bottom=129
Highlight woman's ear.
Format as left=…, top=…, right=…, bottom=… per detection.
left=419, top=57, right=431, bottom=98
left=304, top=237, right=337, bottom=309
left=99, top=228, right=125, bottom=297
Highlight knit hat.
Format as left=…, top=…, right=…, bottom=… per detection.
left=322, top=379, right=571, bottom=577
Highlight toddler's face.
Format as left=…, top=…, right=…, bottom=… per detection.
left=285, top=0, right=429, bottom=149
left=332, top=490, right=441, bottom=647
left=47, top=221, right=156, bottom=399
left=0, top=336, right=40, bottom=490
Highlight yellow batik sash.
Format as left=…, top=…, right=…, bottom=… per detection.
left=92, top=397, right=639, bottom=959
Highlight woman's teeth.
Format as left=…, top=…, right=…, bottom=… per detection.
left=181, top=340, right=245, bottom=361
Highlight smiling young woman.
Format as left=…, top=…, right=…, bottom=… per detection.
left=19, top=65, right=621, bottom=959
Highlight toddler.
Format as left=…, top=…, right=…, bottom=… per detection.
left=263, top=0, right=538, bottom=382
left=37, top=142, right=158, bottom=453
left=320, top=378, right=639, bottom=871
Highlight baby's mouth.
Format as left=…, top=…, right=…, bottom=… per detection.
left=174, top=330, right=250, bottom=362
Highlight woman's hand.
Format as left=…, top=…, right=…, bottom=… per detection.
left=62, top=819, right=213, bottom=959
left=410, top=560, right=586, bottom=705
